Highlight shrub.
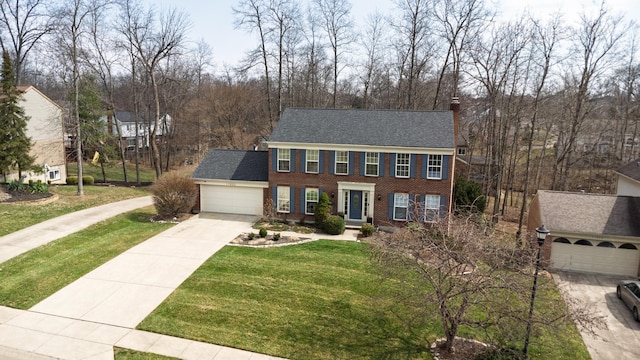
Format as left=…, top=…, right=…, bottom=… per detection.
left=66, top=176, right=93, bottom=185
left=28, top=180, right=48, bottom=193
left=7, top=180, right=28, bottom=192
left=247, top=232, right=255, bottom=240
left=361, top=223, right=374, bottom=237
left=82, top=176, right=94, bottom=185
left=454, top=176, right=486, bottom=214
left=323, top=215, right=345, bottom=235
left=259, top=227, right=268, bottom=238
left=314, top=192, right=332, bottom=226
left=151, top=172, right=198, bottom=218
left=272, top=233, right=281, bottom=241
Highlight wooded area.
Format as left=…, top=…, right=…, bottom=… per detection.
left=1, top=0, right=638, bottom=214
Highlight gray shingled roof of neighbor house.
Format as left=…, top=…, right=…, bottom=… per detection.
left=536, top=190, right=640, bottom=237
left=192, top=149, right=268, bottom=181
left=616, top=158, right=640, bottom=182
left=268, top=108, right=455, bottom=148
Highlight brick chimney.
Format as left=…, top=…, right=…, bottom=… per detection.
left=450, top=97, right=460, bottom=147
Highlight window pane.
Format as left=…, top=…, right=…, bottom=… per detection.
left=396, top=153, right=410, bottom=177
left=428, top=154, right=442, bottom=179
left=278, top=149, right=290, bottom=172
left=425, top=195, right=440, bottom=222
left=335, top=151, right=348, bottom=174
left=365, top=152, right=379, bottom=176
left=394, top=193, right=409, bottom=220
left=277, top=186, right=290, bottom=212
left=306, top=150, right=319, bottom=173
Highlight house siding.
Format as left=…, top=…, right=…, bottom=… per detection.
left=269, top=148, right=453, bottom=226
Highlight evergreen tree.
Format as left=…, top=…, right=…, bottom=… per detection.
left=0, top=51, right=34, bottom=180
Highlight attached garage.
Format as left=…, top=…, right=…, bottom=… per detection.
left=528, top=191, right=640, bottom=277
left=200, top=183, right=265, bottom=216
left=192, top=149, right=269, bottom=216
left=550, top=238, right=640, bottom=276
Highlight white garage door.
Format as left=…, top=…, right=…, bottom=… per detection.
left=551, top=239, right=639, bottom=276
left=201, top=185, right=263, bottom=216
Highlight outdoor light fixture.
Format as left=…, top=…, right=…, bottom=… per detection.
left=523, top=224, right=550, bottom=357
left=331, top=192, right=335, bottom=198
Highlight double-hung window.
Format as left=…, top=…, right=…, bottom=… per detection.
left=277, top=186, right=290, bottom=213
left=365, top=152, right=379, bottom=176
left=306, top=149, right=319, bottom=173
left=424, top=195, right=440, bottom=222
left=393, top=193, right=409, bottom=221
left=427, top=154, right=442, bottom=179
left=396, top=153, right=410, bottom=178
left=48, top=169, right=61, bottom=181
left=335, top=151, right=348, bottom=175
left=305, top=188, right=319, bottom=214
left=277, top=148, right=290, bottom=172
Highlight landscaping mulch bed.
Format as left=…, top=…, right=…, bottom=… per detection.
left=230, top=233, right=313, bottom=247
left=0, top=186, right=54, bottom=203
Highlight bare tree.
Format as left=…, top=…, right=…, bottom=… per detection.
left=0, top=0, right=54, bottom=85
left=118, top=0, right=190, bottom=178
left=551, top=2, right=627, bottom=190
left=358, top=11, right=386, bottom=109
left=431, top=0, right=493, bottom=109
left=312, top=0, right=354, bottom=108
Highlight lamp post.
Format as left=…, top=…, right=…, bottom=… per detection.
left=523, top=224, right=550, bottom=358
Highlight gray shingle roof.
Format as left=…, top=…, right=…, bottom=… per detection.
left=192, top=150, right=268, bottom=182
left=536, top=190, right=640, bottom=237
left=268, top=108, right=455, bottom=148
left=616, top=158, right=640, bottom=182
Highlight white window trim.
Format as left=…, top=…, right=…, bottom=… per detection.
left=393, top=193, right=409, bottom=221
left=424, top=195, right=440, bottom=223
left=277, top=148, right=290, bottom=172
left=427, top=154, right=443, bottom=179
left=335, top=151, right=348, bottom=175
left=277, top=186, right=290, bottom=213
left=306, top=149, right=319, bottom=174
left=365, top=152, right=379, bottom=176
left=395, top=153, right=410, bottom=178
left=305, top=188, right=319, bottom=215
left=48, top=169, right=61, bottom=181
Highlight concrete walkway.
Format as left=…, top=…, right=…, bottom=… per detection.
left=0, top=196, right=154, bottom=264
left=0, top=204, right=359, bottom=359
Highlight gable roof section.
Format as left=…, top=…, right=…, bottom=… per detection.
left=192, top=149, right=268, bottom=182
left=269, top=108, right=455, bottom=149
left=536, top=190, right=640, bottom=237
left=615, top=158, right=640, bottom=183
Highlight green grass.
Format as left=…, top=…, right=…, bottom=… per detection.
left=67, top=162, right=158, bottom=183
left=0, top=207, right=173, bottom=309
left=0, top=185, right=150, bottom=237
left=114, top=348, right=179, bottom=360
left=138, top=241, right=589, bottom=360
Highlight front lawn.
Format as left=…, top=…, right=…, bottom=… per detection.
left=67, top=162, right=158, bottom=183
left=114, top=348, right=179, bottom=360
left=138, top=241, right=588, bottom=360
left=0, top=207, right=173, bottom=309
left=0, top=185, right=149, bottom=237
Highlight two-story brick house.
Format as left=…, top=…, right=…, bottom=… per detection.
left=193, top=101, right=459, bottom=226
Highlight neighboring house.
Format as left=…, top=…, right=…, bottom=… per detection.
left=528, top=190, right=640, bottom=277
left=193, top=100, right=459, bottom=226
left=1, top=85, right=66, bottom=184
left=615, top=158, right=640, bottom=196
left=101, top=111, right=171, bottom=150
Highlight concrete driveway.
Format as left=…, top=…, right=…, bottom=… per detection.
left=553, top=271, right=640, bottom=360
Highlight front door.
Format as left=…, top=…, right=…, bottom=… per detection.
left=349, top=190, right=363, bottom=220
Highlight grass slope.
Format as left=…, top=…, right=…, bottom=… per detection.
left=68, top=162, right=157, bottom=183
left=0, top=207, right=172, bottom=309
left=139, top=240, right=589, bottom=360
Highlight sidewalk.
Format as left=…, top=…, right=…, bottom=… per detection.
left=0, top=204, right=358, bottom=359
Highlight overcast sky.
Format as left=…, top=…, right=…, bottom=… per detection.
left=146, top=0, right=640, bottom=70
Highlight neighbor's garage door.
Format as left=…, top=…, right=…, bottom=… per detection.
left=201, top=185, right=263, bottom=216
left=551, top=239, right=639, bottom=276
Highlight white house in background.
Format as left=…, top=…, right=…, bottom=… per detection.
left=615, top=158, right=640, bottom=196
left=101, top=111, right=171, bottom=150
left=1, top=86, right=66, bottom=184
